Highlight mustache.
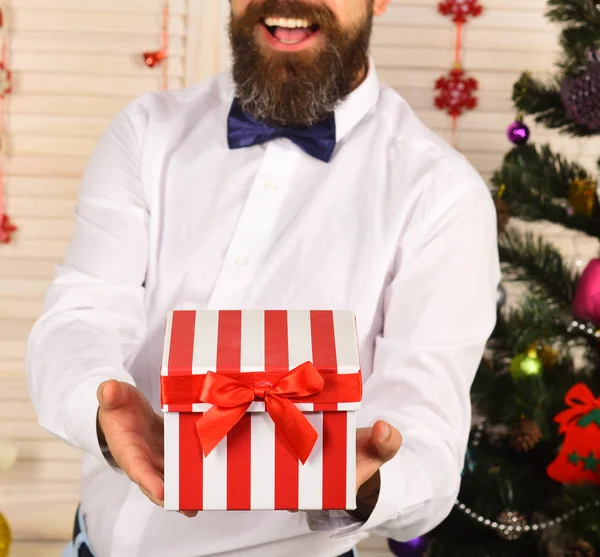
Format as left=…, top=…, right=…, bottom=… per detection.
left=240, top=0, right=338, bottom=30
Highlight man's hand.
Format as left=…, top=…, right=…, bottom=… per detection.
left=97, top=380, right=198, bottom=518
left=350, top=420, right=402, bottom=522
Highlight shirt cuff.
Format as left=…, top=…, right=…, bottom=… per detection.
left=62, top=370, right=136, bottom=464
left=306, top=459, right=405, bottom=538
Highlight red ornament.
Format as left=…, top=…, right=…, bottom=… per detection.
left=547, top=384, right=600, bottom=485
left=573, top=259, right=600, bottom=324
left=0, top=214, right=16, bottom=243
left=438, top=0, right=484, bottom=23
left=143, top=50, right=167, bottom=68
left=435, top=67, right=479, bottom=117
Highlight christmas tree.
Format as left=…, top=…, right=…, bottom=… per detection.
left=389, top=1, right=600, bottom=556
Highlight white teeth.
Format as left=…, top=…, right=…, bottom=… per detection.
left=264, top=17, right=311, bottom=29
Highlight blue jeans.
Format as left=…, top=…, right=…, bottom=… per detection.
left=63, top=505, right=358, bottom=557
left=62, top=506, right=95, bottom=557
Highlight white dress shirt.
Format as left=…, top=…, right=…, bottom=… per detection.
left=26, top=60, right=500, bottom=557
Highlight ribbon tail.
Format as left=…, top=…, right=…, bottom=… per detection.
left=196, top=403, right=250, bottom=457
left=266, top=395, right=318, bottom=465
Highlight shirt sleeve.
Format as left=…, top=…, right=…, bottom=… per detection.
left=307, top=163, right=500, bottom=541
left=25, top=98, right=151, bottom=464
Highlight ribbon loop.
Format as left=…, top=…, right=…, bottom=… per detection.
left=195, top=361, right=325, bottom=464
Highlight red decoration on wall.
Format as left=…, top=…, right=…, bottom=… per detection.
left=143, top=1, right=169, bottom=90
left=0, top=9, right=14, bottom=245
left=435, top=66, right=478, bottom=117
left=438, top=0, right=484, bottom=23
left=143, top=50, right=167, bottom=68
left=435, top=2, right=483, bottom=145
left=547, top=383, right=600, bottom=485
left=0, top=214, right=16, bottom=244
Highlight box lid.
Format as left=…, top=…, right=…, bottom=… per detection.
left=160, top=309, right=362, bottom=413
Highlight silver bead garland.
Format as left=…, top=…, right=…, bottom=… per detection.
left=454, top=499, right=600, bottom=537
left=457, top=417, right=600, bottom=539
left=471, top=417, right=485, bottom=448
left=566, top=319, right=600, bottom=340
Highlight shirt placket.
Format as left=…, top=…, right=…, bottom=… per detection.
left=207, top=142, right=300, bottom=308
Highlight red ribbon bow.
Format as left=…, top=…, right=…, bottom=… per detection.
left=196, top=361, right=324, bottom=464
left=555, top=383, right=600, bottom=432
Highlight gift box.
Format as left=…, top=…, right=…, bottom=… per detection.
left=160, top=309, right=363, bottom=511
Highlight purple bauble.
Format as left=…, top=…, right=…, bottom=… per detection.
left=507, top=120, right=530, bottom=145
left=388, top=537, right=428, bottom=557
left=561, top=62, right=600, bottom=131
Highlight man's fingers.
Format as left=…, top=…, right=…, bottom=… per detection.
left=141, top=483, right=197, bottom=518
left=140, top=485, right=164, bottom=508
left=371, top=420, right=402, bottom=463
left=180, top=510, right=198, bottom=518
left=120, top=447, right=165, bottom=503
left=97, top=380, right=130, bottom=411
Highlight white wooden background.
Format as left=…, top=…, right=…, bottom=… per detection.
left=0, top=0, right=598, bottom=556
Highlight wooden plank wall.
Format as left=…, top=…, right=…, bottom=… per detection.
left=0, top=0, right=598, bottom=550
left=0, top=0, right=187, bottom=544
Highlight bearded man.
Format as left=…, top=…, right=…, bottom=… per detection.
left=26, top=1, right=500, bottom=556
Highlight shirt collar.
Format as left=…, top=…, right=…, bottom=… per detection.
left=217, top=57, right=381, bottom=143
left=334, top=58, right=380, bottom=143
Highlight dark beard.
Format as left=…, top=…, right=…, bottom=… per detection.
left=229, top=0, right=373, bottom=127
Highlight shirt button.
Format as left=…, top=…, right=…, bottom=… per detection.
left=235, top=256, right=250, bottom=268
left=264, top=180, right=279, bottom=190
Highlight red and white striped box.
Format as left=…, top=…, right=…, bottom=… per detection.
left=160, top=309, right=363, bottom=511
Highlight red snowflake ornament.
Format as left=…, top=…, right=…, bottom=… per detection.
left=438, top=0, right=483, bottom=23
left=0, top=213, right=16, bottom=243
left=435, top=67, right=479, bottom=117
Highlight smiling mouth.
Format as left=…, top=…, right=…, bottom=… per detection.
left=261, top=16, right=321, bottom=46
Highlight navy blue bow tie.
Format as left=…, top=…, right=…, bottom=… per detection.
left=227, top=98, right=337, bottom=163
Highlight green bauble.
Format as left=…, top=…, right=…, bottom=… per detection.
left=510, top=349, right=544, bottom=380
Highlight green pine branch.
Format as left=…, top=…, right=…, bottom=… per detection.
left=546, top=0, right=600, bottom=27
left=513, top=73, right=597, bottom=137
left=499, top=228, right=579, bottom=306
left=491, top=144, right=600, bottom=237
left=502, top=295, right=566, bottom=353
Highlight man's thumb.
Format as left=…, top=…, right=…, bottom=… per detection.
left=97, top=380, right=128, bottom=411
left=372, top=420, right=402, bottom=463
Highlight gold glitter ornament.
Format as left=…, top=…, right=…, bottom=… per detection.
left=0, top=512, right=11, bottom=557
left=569, top=177, right=597, bottom=217
left=539, top=344, right=560, bottom=369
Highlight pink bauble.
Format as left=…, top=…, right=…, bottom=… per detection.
left=573, top=259, right=600, bottom=324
